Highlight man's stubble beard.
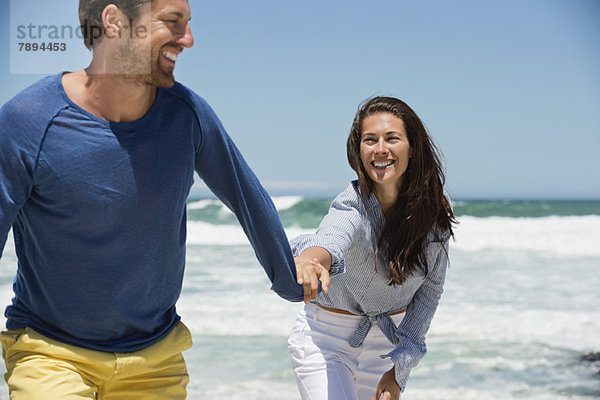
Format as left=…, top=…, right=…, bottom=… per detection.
left=115, top=40, right=175, bottom=88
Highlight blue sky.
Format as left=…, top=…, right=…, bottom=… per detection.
left=2, top=0, right=599, bottom=199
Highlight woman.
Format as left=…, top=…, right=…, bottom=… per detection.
left=288, top=96, right=455, bottom=400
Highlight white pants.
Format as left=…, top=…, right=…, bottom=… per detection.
left=288, top=304, right=405, bottom=400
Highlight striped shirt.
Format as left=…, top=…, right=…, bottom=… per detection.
left=290, top=180, right=450, bottom=390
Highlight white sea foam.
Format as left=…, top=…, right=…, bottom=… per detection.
left=178, top=291, right=302, bottom=337
left=186, top=215, right=600, bottom=257
left=403, top=388, right=591, bottom=400
left=186, top=221, right=313, bottom=246
left=271, top=195, right=303, bottom=211
left=431, top=305, right=600, bottom=353
left=187, top=196, right=303, bottom=213
left=187, top=379, right=299, bottom=400
left=452, top=215, right=600, bottom=256
left=186, top=199, right=223, bottom=210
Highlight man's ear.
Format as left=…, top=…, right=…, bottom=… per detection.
left=102, top=4, right=124, bottom=35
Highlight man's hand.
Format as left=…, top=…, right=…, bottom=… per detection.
left=372, top=367, right=401, bottom=400
left=295, top=257, right=330, bottom=304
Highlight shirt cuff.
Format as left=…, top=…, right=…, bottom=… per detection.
left=328, top=258, right=345, bottom=277
left=289, top=234, right=346, bottom=277
left=380, top=342, right=426, bottom=391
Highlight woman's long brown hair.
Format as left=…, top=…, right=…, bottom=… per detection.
left=347, top=96, right=456, bottom=285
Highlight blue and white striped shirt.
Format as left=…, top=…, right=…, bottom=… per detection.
left=290, top=180, right=450, bottom=389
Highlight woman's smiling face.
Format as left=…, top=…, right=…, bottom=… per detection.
left=359, top=112, right=412, bottom=192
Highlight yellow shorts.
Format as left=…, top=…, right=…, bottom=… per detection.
left=1, top=322, right=193, bottom=400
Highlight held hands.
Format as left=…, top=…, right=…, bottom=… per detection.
left=372, top=367, right=401, bottom=400
left=295, top=257, right=330, bottom=304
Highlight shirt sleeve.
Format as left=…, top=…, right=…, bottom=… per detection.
left=192, top=99, right=302, bottom=302
left=0, top=100, right=37, bottom=259
left=382, top=234, right=450, bottom=390
left=289, top=184, right=364, bottom=276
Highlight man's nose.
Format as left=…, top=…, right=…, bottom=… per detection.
left=178, top=24, right=194, bottom=48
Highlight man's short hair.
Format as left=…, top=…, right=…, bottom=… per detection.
left=79, top=0, right=152, bottom=50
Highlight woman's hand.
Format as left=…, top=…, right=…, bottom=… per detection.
left=295, top=257, right=330, bottom=304
left=372, top=367, right=401, bottom=400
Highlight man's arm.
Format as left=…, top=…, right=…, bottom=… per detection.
left=191, top=98, right=303, bottom=302
left=0, top=100, right=38, bottom=259
left=0, top=76, right=67, bottom=259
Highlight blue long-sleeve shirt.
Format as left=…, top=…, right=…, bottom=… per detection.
left=0, top=73, right=303, bottom=352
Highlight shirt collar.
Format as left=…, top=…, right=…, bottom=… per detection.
left=351, top=180, right=380, bottom=211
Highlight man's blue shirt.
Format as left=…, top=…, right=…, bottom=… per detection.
left=0, top=74, right=302, bottom=352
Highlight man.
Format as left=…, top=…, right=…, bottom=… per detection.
left=0, top=0, right=328, bottom=398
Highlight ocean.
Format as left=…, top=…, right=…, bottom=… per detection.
left=0, top=198, right=599, bottom=399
